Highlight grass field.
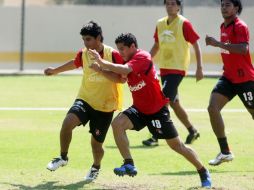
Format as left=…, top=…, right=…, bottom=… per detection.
left=0, top=76, right=253, bottom=190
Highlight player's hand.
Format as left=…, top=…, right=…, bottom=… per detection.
left=205, top=35, right=220, bottom=47
left=89, top=62, right=102, bottom=73
left=88, top=49, right=101, bottom=61
left=44, top=67, right=56, bottom=76
left=195, top=67, right=204, bottom=82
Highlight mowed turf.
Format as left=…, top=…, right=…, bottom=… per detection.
left=0, top=75, right=253, bottom=190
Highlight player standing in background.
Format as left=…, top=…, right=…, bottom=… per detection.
left=44, top=21, right=124, bottom=183
left=89, top=32, right=212, bottom=188
left=206, top=0, right=254, bottom=166
left=142, top=0, right=203, bottom=146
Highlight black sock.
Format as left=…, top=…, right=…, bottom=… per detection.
left=124, top=159, right=134, bottom=166
left=152, top=136, right=158, bottom=141
left=60, top=152, right=68, bottom=160
left=187, top=126, right=197, bottom=134
left=218, top=137, right=230, bottom=154
left=92, top=164, right=100, bottom=170
left=197, top=167, right=206, bottom=174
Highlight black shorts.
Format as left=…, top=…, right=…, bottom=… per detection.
left=161, top=74, right=184, bottom=102
left=68, top=99, right=114, bottom=143
left=123, top=106, right=178, bottom=139
left=212, top=77, right=254, bottom=109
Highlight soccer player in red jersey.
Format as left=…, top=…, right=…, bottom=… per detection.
left=44, top=21, right=124, bottom=182
left=206, top=0, right=254, bottom=166
left=89, top=33, right=211, bottom=188
left=142, top=0, right=203, bottom=146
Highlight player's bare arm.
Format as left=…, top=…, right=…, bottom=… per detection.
left=44, top=60, right=76, bottom=76
left=192, top=41, right=203, bottom=82
left=205, top=35, right=248, bottom=54
left=88, top=49, right=132, bottom=75
left=149, top=42, right=159, bottom=58
left=90, top=63, right=127, bottom=83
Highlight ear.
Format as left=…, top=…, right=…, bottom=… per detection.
left=96, top=35, right=102, bottom=42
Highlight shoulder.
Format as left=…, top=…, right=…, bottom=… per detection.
left=134, top=49, right=151, bottom=60
left=157, top=16, right=168, bottom=24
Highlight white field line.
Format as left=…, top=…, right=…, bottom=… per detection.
left=0, top=107, right=247, bottom=112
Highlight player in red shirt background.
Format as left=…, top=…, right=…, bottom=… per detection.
left=89, top=33, right=211, bottom=188
left=206, top=0, right=254, bottom=166
left=142, top=0, right=203, bottom=147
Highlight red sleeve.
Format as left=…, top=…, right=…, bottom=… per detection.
left=235, top=24, right=249, bottom=44
left=112, top=50, right=124, bottom=64
left=183, top=20, right=200, bottom=44
left=153, top=27, right=159, bottom=43
left=73, top=49, right=83, bottom=68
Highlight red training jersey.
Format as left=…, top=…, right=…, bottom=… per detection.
left=154, top=19, right=200, bottom=76
left=126, top=49, right=169, bottom=115
left=220, top=17, right=254, bottom=83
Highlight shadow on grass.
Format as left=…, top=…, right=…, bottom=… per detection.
left=4, top=180, right=104, bottom=190
left=105, top=145, right=160, bottom=149
left=151, top=169, right=254, bottom=176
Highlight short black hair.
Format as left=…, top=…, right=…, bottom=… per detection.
left=164, top=0, right=182, bottom=6
left=80, top=21, right=104, bottom=42
left=221, top=0, right=243, bottom=15
left=115, top=33, right=138, bottom=48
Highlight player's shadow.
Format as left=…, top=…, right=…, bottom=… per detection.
left=4, top=180, right=101, bottom=190
left=106, top=145, right=160, bottom=149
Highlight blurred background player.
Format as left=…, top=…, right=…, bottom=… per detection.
left=89, top=32, right=212, bottom=188
left=142, top=0, right=203, bottom=146
left=206, top=0, right=254, bottom=166
left=44, top=21, right=124, bottom=183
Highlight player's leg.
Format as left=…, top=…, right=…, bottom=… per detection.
left=166, top=137, right=211, bottom=188
left=47, top=99, right=87, bottom=171
left=84, top=110, right=113, bottom=183
left=148, top=106, right=211, bottom=188
left=47, top=113, right=81, bottom=171
left=113, top=107, right=145, bottom=177
left=163, top=74, right=199, bottom=144
left=237, top=81, right=254, bottom=120
left=208, top=77, right=235, bottom=166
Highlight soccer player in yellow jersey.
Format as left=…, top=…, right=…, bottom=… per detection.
left=142, top=0, right=204, bottom=146
left=44, top=21, right=124, bottom=183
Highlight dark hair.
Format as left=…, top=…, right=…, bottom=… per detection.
left=164, top=0, right=182, bottom=6
left=115, top=33, right=138, bottom=48
left=80, top=21, right=104, bottom=42
left=221, top=0, right=243, bottom=15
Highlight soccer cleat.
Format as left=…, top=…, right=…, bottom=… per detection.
left=209, top=152, right=234, bottom=166
left=84, top=167, right=100, bottom=183
left=114, top=164, right=137, bottom=177
left=199, top=169, right=212, bottom=188
left=142, top=137, right=158, bottom=146
left=185, top=131, right=200, bottom=144
left=47, top=156, right=68, bottom=171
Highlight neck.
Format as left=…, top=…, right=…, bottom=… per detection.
left=167, top=14, right=178, bottom=24
left=224, top=15, right=237, bottom=26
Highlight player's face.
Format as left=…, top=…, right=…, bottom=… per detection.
left=221, top=0, right=238, bottom=19
left=116, top=43, right=136, bottom=62
left=165, top=0, right=180, bottom=16
left=82, top=35, right=100, bottom=49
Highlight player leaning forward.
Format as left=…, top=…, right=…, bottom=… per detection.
left=44, top=21, right=124, bottom=183
left=89, top=32, right=212, bottom=188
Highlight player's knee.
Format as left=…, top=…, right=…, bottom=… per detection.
left=207, top=103, right=218, bottom=115
left=92, top=143, right=104, bottom=154
left=112, top=115, right=129, bottom=132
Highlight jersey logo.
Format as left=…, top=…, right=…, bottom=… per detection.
left=129, top=80, right=146, bottom=92
left=160, top=30, right=176, bottom=43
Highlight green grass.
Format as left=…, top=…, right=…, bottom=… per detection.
left=0, top=76, right=253, bottom=190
